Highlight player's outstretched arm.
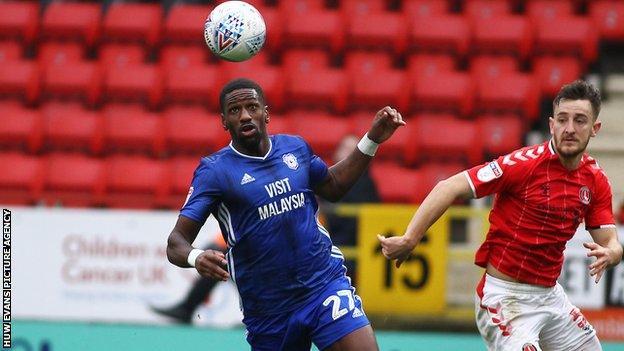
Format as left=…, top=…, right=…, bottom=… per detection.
left=586, top=227, right=623, bottom=283
left=166, top=216, right=230, bottom=281
left=314, top=106, right=405, bottom=202
left=379, top=172, right=473, bottom=267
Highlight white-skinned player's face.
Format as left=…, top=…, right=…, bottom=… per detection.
left=221, top=88, right=269, bottom=144
left=549, top=99, right=601, bottom=159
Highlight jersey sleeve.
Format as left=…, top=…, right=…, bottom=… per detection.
left=179, top=159, right=221, bottom=224
left=302, top=138, right=328, bottom=186
left=464, top=153, right=526, bottom=199
left=585, top=171, right=616, bottom=229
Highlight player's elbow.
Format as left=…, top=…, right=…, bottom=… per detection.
left=434, top=173, right=472, bottom=200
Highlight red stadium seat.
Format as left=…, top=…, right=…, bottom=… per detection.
left=411, top=70, right=475, bottom=118
left=370, top=162, right=421, bottom=203
left=165, top=156, right=201, bottom=209
left=0, top=41, right=22, bottom=62
left=412, top=113, right=481, bottom=166
left=221, top=57, right=285, bottom=111
left=410, top=14, right=470, bottom=57
left=164, top=4, right=211, bottom=45
left=42, top=60, right=102, bottom=106
left=345, top=52, right=410, bottom=112
left=342, top=0, right=386, bottom=15
left=286, top=67, right=348, bottom=113
left=103, top=155, right=170, bottom=209
left=534, top=16, right=599, bottom=65
left=280, top=0, right=325, bottom=14
left=0, top=59, right=40, bottom=104
left=99, top=43, right=146, bottom=68
left=258, top=6, right=283, bottom=53
left=283, top=49, right=331, bottom=71
left=407, top=54, right=456, bottom=76
left=414, top=163, right=464, bottom=203
left=345, top=11, right=408, bottom=54
left=282, top=7, right=344, bottom=53
left=164, top=63, right=219, bottom=107
left=104, top=63, right=163, bottom=108
left=476, top=114, right=524, bottom=157
left=102, top=3, right=162, bottom=47
left=41, top=2, right=101, bottom=46
left=0, top=1, right=38, bottom=45
left=404, top=0, right=448, bottom=21
left=102, top=104, right=165, bottom=156
left=475, top=71, right=540, bottom=120
left=42, top=102, right=103, bottom=154
left=465, top=0, right=512, bottom=21
left=163, top=105, right=229, bottom=155
left=471, top=15, right=532, bottom=58
left=42, top=153, right=105, bottom=207
left=266, top=113, right=293, bottom=135
left=0, top=101, right=42, bottom=153
left=533, top=56, right=582, bottom=98
left=0, top=152, right=43, bottom=205
left=160, top=45, right=208, bottom=71
left=289, top=111, right=351, bottom=159
left=590, top=1, right=624, bottom=41
left=38, top=42, right=84, bottom=66
left=470, top=55, right=519, bottom=79
left=527, top=0, right=574, bottom=25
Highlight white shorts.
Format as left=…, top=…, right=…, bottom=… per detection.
left=475, top=273, right=596, bottom=351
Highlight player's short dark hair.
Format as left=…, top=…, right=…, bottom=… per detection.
left=553, top=80, right=601, bottom=119
left=219, top=78, right=265, bottom=114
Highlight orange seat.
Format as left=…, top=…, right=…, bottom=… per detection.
left=166, top=156, right=202, bottom=209
left=471, top=15, right=532, bottom=58
left=0, top=101, right=42, bottom=153
left=411, top=70, right=475, bottom=118
left=590, top=1, right=624, bottom=41
left=38, top=42, right=84, bottom=66
left=282, top=8, right=344, bottom=53
left=345, top=12, right=408, bottom=54
left=465, top=0, right=512, bottom=21
left=410, top=14, right=470, bottom=57
left=104, top=155, right=170, bottom=209
left=289, top=111, right=351, bottom=159
left=413, top=113, right=481, bottom=166
left=160, top=45, right=208, bottom=71
left=42, top=60, right=102, bottom=106
left=102, top=104, right=165, bottom=156
left=470, top=55, right=518, bottom=79
left=534, top=16, right=599, bottom=65
left=0, top=59, right=39, bottom=104
left=42, top=102, right=103, bottom=154
left=370, top=162, right=421, bottom=203
left=99, top=43, right=146, bottom=68
left=103, top=3, right=162, bottom=47
left=221, top=57, right=285, bottom=111
left=475, top=71, right=540, bottom=120
left=415, top=163, right=464, bottom=203
left=164, top=4, right=211, bottom=45
left=41, top=2, right=101, bottom=46
left=533, top=56, right=582, bottom=98
left=104, top=63, right=163, bottom=108
left=0, top=1, right=38, bottom=45
left=476, top=114, right=524, bottom=157
left=164, top=63, right=219, bottom=106
left=0, top=152, right=43, bottom=205
left=0, top=41, right=22, bottom=62
left=163, top=105, right=228, bottom=155
left=43, top=153, right=105, bottom=207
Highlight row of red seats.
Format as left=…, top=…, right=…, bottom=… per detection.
left=0, top=51, right=581, bottom=117
left=0, top=151, right=468, bottom=207
left=0, top=100, right=523, bottom=167
left=1, top=1, right=622, bottom=59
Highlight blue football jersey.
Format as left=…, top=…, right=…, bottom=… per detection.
left=180, top=134, right=346, bottom=316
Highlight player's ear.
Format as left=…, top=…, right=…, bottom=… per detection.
left=548, top=116, right=555, bottom=135
left=221, top=114, right=228, bottom=130
left=264, top=106, right=269, bottom=124
left=591, top=120, right=602, bottom=137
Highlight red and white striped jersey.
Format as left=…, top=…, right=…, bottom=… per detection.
left=464, top=139, right=615, bottom=287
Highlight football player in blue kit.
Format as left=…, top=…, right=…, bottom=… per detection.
left=166, top=78, right=405, bottom=351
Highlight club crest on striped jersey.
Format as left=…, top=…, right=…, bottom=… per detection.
left=282, top=153, right=299, bottom=170
left=477, top=161, right=503, bottom=182
left=579, top=186, right=591, bottom=205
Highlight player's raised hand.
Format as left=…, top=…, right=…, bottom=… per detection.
left=584, top=242, right=615, bottom=283
left=194, top=249, right=230, bottom=281
left=367, top=106, right=406, bottom=144
left=377, top=234, right=416, bottom=268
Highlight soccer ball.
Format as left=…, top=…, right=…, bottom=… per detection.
left=204, top=1, right=266, bottom=62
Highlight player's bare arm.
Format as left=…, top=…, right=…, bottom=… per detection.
left=379, top=172, right=473, bottom=267
left=166, top=216, right=230, bottom=281
left=586, top=227, right=623, bottom=283
left=314, top=106, right=405, bottom=202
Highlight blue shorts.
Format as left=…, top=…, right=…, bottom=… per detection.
left=244, top=276, right=370, bottom=351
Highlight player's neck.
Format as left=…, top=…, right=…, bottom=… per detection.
left=557, top=153, right=583, bottom=171
left=232, top=136, right=270, bottom=157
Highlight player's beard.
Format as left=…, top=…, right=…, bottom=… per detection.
left=553, top=133, right=590, bottom=159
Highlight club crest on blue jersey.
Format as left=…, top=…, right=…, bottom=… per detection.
left=282, top=153, right=299, bottom=170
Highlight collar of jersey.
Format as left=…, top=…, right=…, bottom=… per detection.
left=228, top=137, right=273, bottom=160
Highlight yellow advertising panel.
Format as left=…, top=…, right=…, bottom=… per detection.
left=357, top=205, right=448, bottom=314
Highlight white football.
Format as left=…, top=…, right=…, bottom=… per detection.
left=204, top=1, right=266, bottom=62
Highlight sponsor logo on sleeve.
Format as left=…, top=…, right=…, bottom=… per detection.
left=477, top=161, right=503, bottom=183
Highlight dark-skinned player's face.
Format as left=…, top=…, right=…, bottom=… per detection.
left=221, top=88, right=269, bottom=144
